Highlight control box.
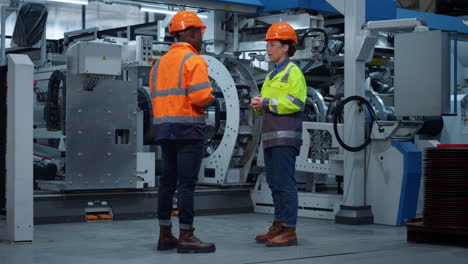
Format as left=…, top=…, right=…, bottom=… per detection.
left=136, top=36, right=153, bottom=66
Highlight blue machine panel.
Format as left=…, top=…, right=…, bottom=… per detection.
left=397, top=8, right=468, bottom=34
left=391, top=141, right=422, bottom=226
left=257, top=0, right=397, bottom=21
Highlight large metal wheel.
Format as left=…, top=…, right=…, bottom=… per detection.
left=305, top=87, right=327, bottom=122
left=199, top=55, right=261, bottom=185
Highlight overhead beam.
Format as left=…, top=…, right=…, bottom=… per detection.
left=326, top=0, right=345, bottom=14
left=137, top=0, right=260, bottom=13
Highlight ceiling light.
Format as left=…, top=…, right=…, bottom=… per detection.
left=47, top=0, right=88, bottom=5
left=140, top=6, right=207, bottom=18
left=140, top=7, right=177, bottom=15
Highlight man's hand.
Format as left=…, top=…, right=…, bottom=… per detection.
left=193, top=105, right=206, bottom=114
left=251, top=96, right=263, bottom=110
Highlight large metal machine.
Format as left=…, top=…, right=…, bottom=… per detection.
left=31, top=37, right=262, bottom=190
left=2, top=0, right=468, bottom=226
left=33, top=39, right=157, bottom=191
left=245, top=0, right=468, bottom=226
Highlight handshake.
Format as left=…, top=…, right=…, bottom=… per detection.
left=250, top=96, right=263, bottom=110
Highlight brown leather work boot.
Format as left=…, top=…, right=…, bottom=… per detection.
left=265, top=227, right=298, bottom=247
left=255, top=221, right=284, bottom=243
left=177, top=228, right=216, bottom=253
left=157, top=225, right=178, bottom=251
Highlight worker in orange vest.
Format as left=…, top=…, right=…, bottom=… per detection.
left=149, top=10, right=215, bottom=253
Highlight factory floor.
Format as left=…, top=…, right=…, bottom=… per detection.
left=1, top=213, right=467, bottom=264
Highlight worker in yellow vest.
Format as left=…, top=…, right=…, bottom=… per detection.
left=149, top=10, right=215, bottom=253
left=251, top=22, right=307, bottom=247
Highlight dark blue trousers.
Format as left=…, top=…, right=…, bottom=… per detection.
left=263, top=146, right=298, bottom=227
left=158, top=140, right=203, bottom=229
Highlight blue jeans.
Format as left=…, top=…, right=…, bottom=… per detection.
left=158, top=140, right=203, bottom=229
left=263, top=146, right=298, bottom=227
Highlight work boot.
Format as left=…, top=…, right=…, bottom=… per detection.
left=255, top=221, right=284, bottom=243
left=177, top=228, right=216, bottom=253
left=265, top=227, right=298, bottom=247
left=157, top=225, right=178, bottom=251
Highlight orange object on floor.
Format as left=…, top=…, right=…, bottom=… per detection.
left=171, top=210, right=179, bottom=216
left=86, top=214, right=98, bottom=221
left=97, top=214, right=112, bottom=220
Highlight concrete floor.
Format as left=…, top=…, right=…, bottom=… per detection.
left=1, top=213, right=467, bottom=264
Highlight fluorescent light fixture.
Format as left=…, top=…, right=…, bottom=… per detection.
left=47, top=0, right=88, bottom=5
left=140, top=7, right=177, bottom=15
left=140, top=6, right=207, bottom=18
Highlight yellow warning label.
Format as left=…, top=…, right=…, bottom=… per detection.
left=102, top=56, right=107, bottom=61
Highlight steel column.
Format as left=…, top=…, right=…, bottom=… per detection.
left=327, top=0, right=373, bottom=224
left=0, top=54, right=34, bottom=242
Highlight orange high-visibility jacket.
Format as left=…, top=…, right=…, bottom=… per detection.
left=149, top=43, right=214, bottom=141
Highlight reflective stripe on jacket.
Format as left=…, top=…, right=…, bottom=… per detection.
left=260, top=62, right=307, bottom=151
left=149, top=43, right=214, bottom=141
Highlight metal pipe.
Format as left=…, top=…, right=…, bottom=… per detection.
left=82, top=5, right=86, bottom=29
left=1, top=8, right=6, bottom=66
left=1, top=7, right=10, bottom=66
left=233, top=13, right=239, bottom=51
left=40, top=27, right=47, bottom=66
left=96, top=0, right=167, bottom=9
left=453, top=34, right=458, bottom=114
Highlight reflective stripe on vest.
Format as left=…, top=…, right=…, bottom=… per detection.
left=151, top=81, right=212, bottom=98
left=178, top=53, right=196, bottom=89
left=151, top=60, right=160, bottom=95
left=271, top=98, right=278, bottom=114
left=281, top=64, right=297, bottom=82
left=151, top=52, right=207, bottom=125
left=269, top=95, right=304, bottom=113
left=286, top=94, right=305, bottom=110
left=153, top=115, right=206, bottom=124
left=151, top=52, right=196, bottom=99
left=262, top=130, right=302, bottom=140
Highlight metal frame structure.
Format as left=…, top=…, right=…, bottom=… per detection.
left=198, top=55, right=261, bottom=185
left=322, top=0, right=374, bottom=224
left=0, top=54, right=33, bottom=242
left=199, top=55, right=240, bottom=185
left=257, top=0, right=397, bottom=21
left=253, top=122, right=345, bottom=219
left=99, top=0, right=262, bottom=14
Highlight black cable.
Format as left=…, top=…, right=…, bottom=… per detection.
left=82, top=78, right=91, bottom=91
left=332, top=96, right=382, bottom=152
left=137, top=88, right=154, bottom=145
left=299, top=28, right=329, bottom=54
left=83, top=77, right=100, bottom=91
left=12, top=3, right=48, bottom=47
left=90, top=77, right=99, bottom=90
left=44, top=70, right=66, bottom=131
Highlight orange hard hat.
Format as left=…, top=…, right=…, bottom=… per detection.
left=263, top=22, right=298, bottom=44
left=169, top=10, right=206, bottom=36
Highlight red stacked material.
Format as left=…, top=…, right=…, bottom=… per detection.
left=423, top=147, right=468, bottom=229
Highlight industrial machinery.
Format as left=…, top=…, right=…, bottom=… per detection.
left=2, top=0, right=468, bottom=226
left=245, top=1, right=467, bottom=226
left=33, top=40, right=156, bottom=191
